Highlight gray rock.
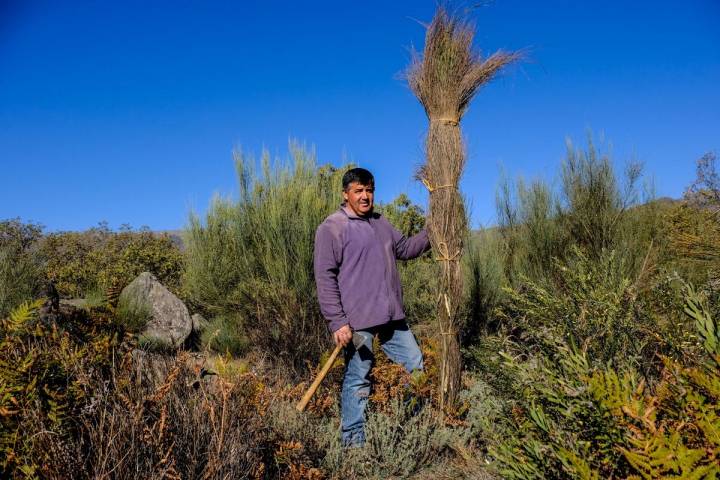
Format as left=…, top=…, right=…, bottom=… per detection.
left=120, top=272, right=192, bottom=348
left=191, top=313, right=209, bottom=332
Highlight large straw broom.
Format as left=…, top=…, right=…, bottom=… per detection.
left=406, top=8, right=520, bottom=410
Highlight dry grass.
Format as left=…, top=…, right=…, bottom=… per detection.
left=405, top=7, right=520, bottom=409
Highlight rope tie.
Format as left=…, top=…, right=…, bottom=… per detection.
left=432, top=117, right=459, bottom=126
left=434, top=241, right=461, bottom=262
left=421, top=178, right=454, bottom=193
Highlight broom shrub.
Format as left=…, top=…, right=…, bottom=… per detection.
left=183, top=144, right=348, bottom=371
left=0, top=219, right=45, bottom=317
left=497, top=135, right=661, bottom=288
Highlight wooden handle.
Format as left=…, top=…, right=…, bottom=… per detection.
left=296, top=343, right=343, bottom=412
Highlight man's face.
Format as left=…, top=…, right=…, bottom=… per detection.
left=343, top=181, right=374, bottom=217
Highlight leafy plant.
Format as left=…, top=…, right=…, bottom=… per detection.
left=489, top=278, right=720, bottom=479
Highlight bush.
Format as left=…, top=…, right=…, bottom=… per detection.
left=183, top=144, right=348, bottom=371
left=499, top=243, right=695, bottom=380
left=462, top=228, right=506, bottom=345
left=116, top=290, right=152, bottom=332
left=663, top=153, right=720, bottom=286
left=321, top=399, right=467, bottom=479
left=487, top=279, right=720, bottom=480
left=0, top=219, right=44, bottom=317
left=200, top=312, right=249, bottom=357
left=39, top=223, right=184, bottom=299
left=496, top=135, right=660, bottom=287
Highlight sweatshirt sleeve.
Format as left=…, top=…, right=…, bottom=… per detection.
left=313, top=222, right=349, bottom=333
left=392, top=226, right=431, bottom=260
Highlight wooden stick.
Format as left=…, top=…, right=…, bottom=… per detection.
left=296, top=343, right=342, bottom=411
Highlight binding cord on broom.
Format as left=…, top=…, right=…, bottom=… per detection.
left=434, top=241, right=461, bottom=263
left=431, top=117, right=459, bottom=126
left=421, top=177, right=455, bottom=193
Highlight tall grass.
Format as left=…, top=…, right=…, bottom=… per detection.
left=183, top=143, right=347, bottom=371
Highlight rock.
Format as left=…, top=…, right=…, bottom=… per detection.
left=120, top=272, right=192, bottom=348
left=191, top=313, right=209, bottom=332
left=130, top=348, right=169, bottom=385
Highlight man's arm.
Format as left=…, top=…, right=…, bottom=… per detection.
left=313, top=223, right=349, bottom=334
left=391, top=224, right=431, bottom=260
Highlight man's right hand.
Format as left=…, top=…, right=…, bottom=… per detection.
left=333, top=324, right=352, bottom=347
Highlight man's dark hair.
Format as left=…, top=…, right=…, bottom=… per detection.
left=342, top=168, right=374, bottom=191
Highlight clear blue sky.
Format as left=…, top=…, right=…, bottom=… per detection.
left=2, top=0, right=719, bottom=231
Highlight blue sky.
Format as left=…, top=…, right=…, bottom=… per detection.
left=1, top=0, right=719, bottom=231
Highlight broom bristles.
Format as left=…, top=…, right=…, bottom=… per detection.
left=407, top=7, right=521, bottom=120
left=406, top=7, right=521, bottom=410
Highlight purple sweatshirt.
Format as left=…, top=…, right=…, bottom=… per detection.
left=313, top=205, right=431, bottom=333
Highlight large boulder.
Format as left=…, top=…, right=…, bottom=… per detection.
left=119, top=272, right=192, bottom=348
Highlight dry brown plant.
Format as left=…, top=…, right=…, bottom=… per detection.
left=406, top=7, right=521, bottom=409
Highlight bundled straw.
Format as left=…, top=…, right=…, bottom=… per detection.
left=406, top=7, right=520, bottom=409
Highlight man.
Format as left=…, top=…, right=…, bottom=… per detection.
left=313, top=167, right=431, bottom=447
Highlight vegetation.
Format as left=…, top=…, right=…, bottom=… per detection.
left=1, top=139, right=717, bottom=478
left=496, top=136, right=661, bottom=288
left=0, top=299, right=126, bottom=478
left=183, top=144, right=347, bottom=371
left=0, top=219, right=45, bottom=317
left=39, top=223, right=184, bottom=299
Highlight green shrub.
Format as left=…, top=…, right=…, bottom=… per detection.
left=322, top=399, right=468, bottom=479
left=487, top=277, right=720, bottom=480
left=116, top=292, right=152, bottom=333
left=200, top=313, right=249, bottom=356
left=462, top=228, right=506, bottom=344
left=184, top=144, right=347, bottom=372
left=0, top=219, right=44, bottom=317
left=496, top=135, right=660, bottom=287
left=378, top=194, right=437, bottom=326
left=664, top=201, right=720, bottom=286
left=490, top=341, right=631, bottom=480
left=39, top=224, right=184, bottom=299
left=498, top=246, right=669, bottom=372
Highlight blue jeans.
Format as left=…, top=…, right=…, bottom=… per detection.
left=341, top=319, right=424, bottom=447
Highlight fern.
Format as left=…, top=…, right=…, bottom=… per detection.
left=4, top=298, right=44, bottom=333
left=621, top=431, right=717, bottom=480
left=1, top=295, right=123, bottom=478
